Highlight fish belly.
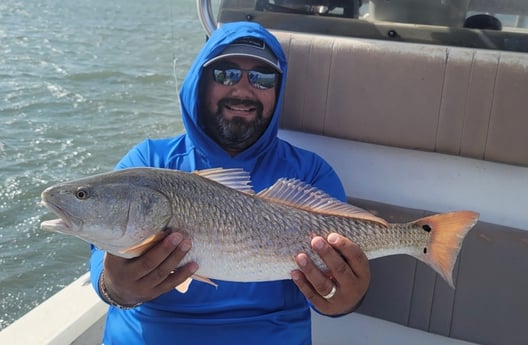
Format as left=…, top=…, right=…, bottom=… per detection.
left=187, top=237, right=297, bottom=281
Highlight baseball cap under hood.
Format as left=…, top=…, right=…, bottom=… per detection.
left=203, top=37, right=282, bottom=72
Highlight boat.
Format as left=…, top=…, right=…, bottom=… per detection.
left=1, top=0, right=527, bottom=344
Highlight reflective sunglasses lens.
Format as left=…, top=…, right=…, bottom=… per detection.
left=213, top=68, right=243, bottom=86
left=248, top=71, right=276, bottom=89
left=212, top=68, right=277, bottom=89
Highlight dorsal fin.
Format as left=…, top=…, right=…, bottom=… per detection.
left=257, top=178, right=389, bottom=227
left=193, top=168, right=255, bottom=194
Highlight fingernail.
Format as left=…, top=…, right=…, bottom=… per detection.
left=313, top=237, right=325, bottom=250
left=189, top=262, right=199, bottom=273
left=296, top=254, right=308, bottom=267
left=291, top=270, right=302, bottom=281
left=170, top=233, right=183, bottom=246
left=180, top=240, right=192, bottom=252
left=328, top=233, right=339, bottom=244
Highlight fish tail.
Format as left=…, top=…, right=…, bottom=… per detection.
left=412, top=211, right=479, bottom=288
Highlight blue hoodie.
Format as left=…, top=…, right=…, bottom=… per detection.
left=90, top=21, right=346, bottom=345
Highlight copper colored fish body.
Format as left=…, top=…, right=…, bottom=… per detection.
left=41, top=168, right=479, bottom=288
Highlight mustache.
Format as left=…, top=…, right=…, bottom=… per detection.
left=218, top=98, right=263, bottom=111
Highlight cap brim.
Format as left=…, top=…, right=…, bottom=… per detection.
left=204, top=53, right=282, bottom=73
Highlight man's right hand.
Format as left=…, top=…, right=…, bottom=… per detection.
left=100, top=232, right=198, bottom=307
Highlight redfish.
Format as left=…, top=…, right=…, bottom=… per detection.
left=40, top=168, right=478, bottom=288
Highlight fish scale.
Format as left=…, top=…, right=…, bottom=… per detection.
left=40, top=167, right=479, bottom=289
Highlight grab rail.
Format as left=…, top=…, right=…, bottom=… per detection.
left=196, top=0, right=217, bottom=36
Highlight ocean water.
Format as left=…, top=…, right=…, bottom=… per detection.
left=0, top=0, right=205, bottom=329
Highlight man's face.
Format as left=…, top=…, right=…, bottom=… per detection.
left=201, top=56, right=279, bottom=155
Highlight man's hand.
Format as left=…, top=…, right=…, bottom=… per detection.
left=291, top=233, right=370, bottom=316
left=101, top=232, right=198, bottom=307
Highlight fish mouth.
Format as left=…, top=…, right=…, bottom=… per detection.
left=40, top=200, right=80, bottom=234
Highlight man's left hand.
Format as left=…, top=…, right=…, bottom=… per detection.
left=291, top=233, right=370, bottom=316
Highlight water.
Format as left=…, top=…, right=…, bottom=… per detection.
left=0, top=0, right=205, bottom=329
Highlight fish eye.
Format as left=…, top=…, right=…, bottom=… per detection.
left=75, top=188, right=90, bottom=200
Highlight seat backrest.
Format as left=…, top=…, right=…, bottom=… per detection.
left=275, top=30, right=528, bottom=166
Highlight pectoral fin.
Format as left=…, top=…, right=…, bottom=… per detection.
left=119, top=231, right=166, bottom=258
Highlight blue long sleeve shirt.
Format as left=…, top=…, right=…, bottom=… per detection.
left=89, top=22, right=346, bottom=345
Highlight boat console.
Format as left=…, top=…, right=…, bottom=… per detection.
left=202, top=1, right=528, bottom=344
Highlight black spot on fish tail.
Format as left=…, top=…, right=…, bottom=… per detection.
left=423, top=247, right=427, bottom=254
left=422, top=224, right=432, bottom=232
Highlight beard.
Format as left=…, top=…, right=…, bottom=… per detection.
left=204, top=98, right=272, bottom=153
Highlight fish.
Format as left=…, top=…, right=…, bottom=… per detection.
left=40, top=167, right=479, bottom=289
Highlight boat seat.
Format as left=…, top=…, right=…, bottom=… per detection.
left=274, top=30, right=528, bottom=167
left=274, top=29, right=528, bottom=345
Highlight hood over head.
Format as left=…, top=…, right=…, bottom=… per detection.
left=179, top=21, right=288, bottom=164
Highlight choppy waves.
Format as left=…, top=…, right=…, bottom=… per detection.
left=0, top=0, right=204, bottom=329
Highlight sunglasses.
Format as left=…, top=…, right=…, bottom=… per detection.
left=212, top=67, right=278, bottom=90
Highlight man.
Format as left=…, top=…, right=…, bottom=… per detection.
left=90, top=21, right=370, bottom=344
